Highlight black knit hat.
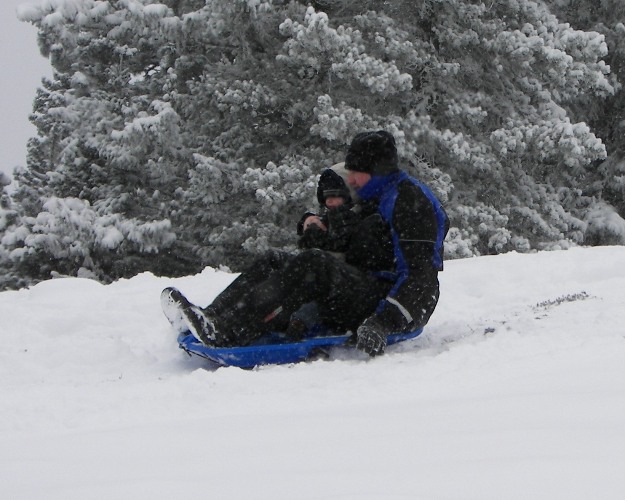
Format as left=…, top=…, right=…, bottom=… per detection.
left=316, top=167, right=352, bottom=205
left=345, top=130, right=399, bottom=175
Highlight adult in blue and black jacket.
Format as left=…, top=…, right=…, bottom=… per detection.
left=162, top=130, right=449, bottom=356
left=343, top=130, right=449, bottom=355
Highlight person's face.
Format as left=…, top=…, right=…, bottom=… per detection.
left=324, top=196, right=346, bottom=209
left=347, top=170, right=372, bottom=189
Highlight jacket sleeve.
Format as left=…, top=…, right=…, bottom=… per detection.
left=373, top=181, right=442, bottom=332
left=321, top=205, right=360, bottom=252
left=393, top=181, right=440, bottom=270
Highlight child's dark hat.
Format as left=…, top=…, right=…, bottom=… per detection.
left=317, top=168, right=351, bottom=205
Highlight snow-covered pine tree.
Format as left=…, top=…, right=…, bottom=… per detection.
left=6, top=0, right=195, bottom=284
left=268, top=0, right=615, bottom=255
left=0, top=173, right=25, bottom=289
left=2, top=0, right=620, bottom=289
left=546, top=0, right=625, bottom=244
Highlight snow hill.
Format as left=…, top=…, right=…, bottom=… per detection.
left=2, top=246, right=625, bottom=500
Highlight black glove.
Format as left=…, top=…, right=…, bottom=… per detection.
left=356, top=316, right=387, bottom=356
left=356, top=299, right=415, bottom=356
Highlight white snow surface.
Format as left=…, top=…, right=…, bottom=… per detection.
left=2, top=246, right=625, bottom=499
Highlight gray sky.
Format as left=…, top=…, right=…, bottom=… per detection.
left=1, top=0, right=51, bottom=180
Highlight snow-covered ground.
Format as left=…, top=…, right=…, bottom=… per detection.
left=1, top=246, right=625, bottom=499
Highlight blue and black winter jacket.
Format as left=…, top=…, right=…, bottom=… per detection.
left=356, top=170, right=449, bottom=331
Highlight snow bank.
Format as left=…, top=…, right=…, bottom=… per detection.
left=1, top=246, right=625, bottom=499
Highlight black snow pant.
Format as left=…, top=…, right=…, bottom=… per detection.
left=205, top=249, right=393, bottom=347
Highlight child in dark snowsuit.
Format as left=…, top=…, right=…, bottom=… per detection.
left=297, top=162, right=360, bottom=256
left=162, top=162, right=364, bottom=340
left=289, top=163, right=361, bottom=335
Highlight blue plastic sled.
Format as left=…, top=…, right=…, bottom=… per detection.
left=177, top=326, right=423, bottom=368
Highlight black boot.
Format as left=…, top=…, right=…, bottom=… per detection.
left=161, top=287, right=219, bottom=346
left=160, top=287, right=190, bottom=334
left=180, top=304, right=219, bottom=346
